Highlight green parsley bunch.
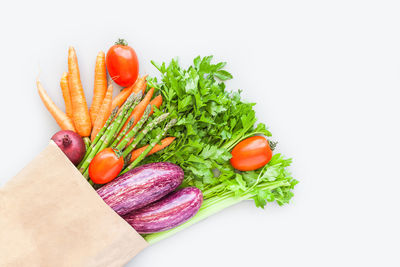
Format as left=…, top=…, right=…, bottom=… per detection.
left=140, top=56, right=297, bottom=243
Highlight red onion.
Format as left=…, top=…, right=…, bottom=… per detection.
left=51, top=130, right=86, bottom=165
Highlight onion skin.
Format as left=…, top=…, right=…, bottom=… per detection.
left=51, top=130, right=86, bottom=165
left=97, top=162, right=184, bottom=216
left=123, top=187, right=203, bottom=234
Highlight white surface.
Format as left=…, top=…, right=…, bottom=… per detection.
left=1, top=0, right=399, bottom=266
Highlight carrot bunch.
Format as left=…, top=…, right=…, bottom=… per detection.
left=37, top=46, right=172, bottom=167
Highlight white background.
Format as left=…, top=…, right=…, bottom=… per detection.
left=1, top=0, right=399, bottom=266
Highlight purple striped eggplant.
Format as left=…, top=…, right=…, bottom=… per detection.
left=123, top=187, right=203, bottom=234
left=97, top=162, right=184, bottom=216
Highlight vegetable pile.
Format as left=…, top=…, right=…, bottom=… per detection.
left=37, top=39, right=297, bottom=246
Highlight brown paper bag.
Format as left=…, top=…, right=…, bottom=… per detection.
left=0, top=141, right=148, bottom=267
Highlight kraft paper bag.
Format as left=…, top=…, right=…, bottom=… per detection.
left=0, top=141, right=148, bottom=267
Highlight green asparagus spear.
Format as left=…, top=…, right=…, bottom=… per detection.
left=83, top=137, right=91, bottom=152
left=111, top=116, right=135, bottom=147
left=121, top=118, right=177, bottom=174
left=112, top=91, right=143, bottom=139
left=115, top=105, right=152, bottom=151
left=123, top=153, right=132, bottom=169
left=91, top=107, right=119, bottom=148
left=122, top=112, right=170, bottom=158
left=79, top=126, right=111, bottom=174
left=77, top=107, right=118, bottom=168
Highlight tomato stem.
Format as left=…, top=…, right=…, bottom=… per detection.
left=269, top=141, right=278, bottom=151
left=112, top=148, right=123, bottom=158
left=115, top=38, right=128, bottom=46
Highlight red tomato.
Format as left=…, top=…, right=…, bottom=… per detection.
left=89, top=148, right=124, bottom=184
left=230, top=136, right=273, bottom=171
left=106, top=39, right=139, bottom=87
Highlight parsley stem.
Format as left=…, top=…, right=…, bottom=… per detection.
left=202, top=183, right=227, bottom=198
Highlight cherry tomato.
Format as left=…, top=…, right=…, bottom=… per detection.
left=230, top=136, right=273, bottom=171
left=106, top=39, right=139, bottom=87
left=89, top=148, right=124, bottom=184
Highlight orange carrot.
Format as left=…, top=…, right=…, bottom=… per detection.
left=91, top=84, right=113, bottom=141
left=149, top=94, right=163, bottom=116
left=37, top=80, right=76, bottom=132
left=68, top=46, right=92, bottom=137
left=129, top=137, right=175, bottom=163
left=89, top=51, right=107, bottom=124
left=111, top=75, right=148, bottom=110
left=111, top=78, right=138, bottom=111
left=132, top=74, right=148, bottom=94
left=60, top=72, right=73, bottom=118
left=119, top=87, right=154, bottom=134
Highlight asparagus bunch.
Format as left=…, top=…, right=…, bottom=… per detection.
left=78, top=93, right=141, bottom=177
left=112, top=92, right=143, bottom=139
left=122, top=113, right=170, bottom=158
left=115, top=105, right=152, bottom=150
left=77, top=91, right=176, bottom=184
left=121, top=118, right=177, bottom=174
